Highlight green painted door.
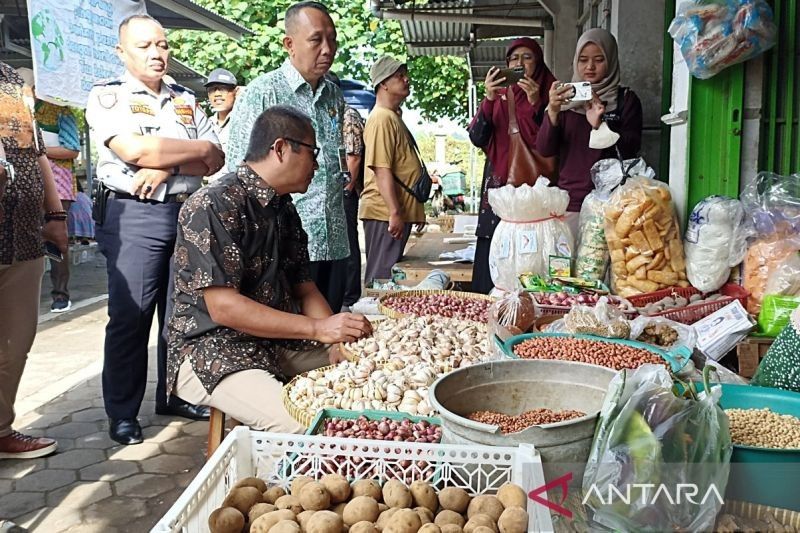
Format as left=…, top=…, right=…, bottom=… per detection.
left=686, top=64, right=745, bottom=215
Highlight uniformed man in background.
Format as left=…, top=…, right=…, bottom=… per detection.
left=86, top=14, right=224, bottom=445
left=204, top=68, right=239, bottom=181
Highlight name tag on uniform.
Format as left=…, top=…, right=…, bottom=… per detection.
left=174, top=104, right=194, bottom=125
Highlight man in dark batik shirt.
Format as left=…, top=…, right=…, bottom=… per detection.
left=167, top=106, right=372, bottom=433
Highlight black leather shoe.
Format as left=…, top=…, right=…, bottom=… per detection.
left=155, top=396, right=210, bottom=421
left=108, top=418, right=143, bottom=445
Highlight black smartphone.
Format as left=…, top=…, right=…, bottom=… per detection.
left=44, top=241, right=63, bottom=263
left=496, top=67, right=525, bottom=88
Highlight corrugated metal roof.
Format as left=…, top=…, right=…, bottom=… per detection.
left=396, top=1, right=473, bottom=57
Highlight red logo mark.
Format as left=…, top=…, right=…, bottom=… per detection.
left=528, top=472, right=573, bottom=519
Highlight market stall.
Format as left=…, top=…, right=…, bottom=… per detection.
left=391, top=233, right=476, bottom=285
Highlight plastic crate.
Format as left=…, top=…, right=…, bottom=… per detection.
left=627, top=283, right=749, bottom=325
left=152, top=428, right=554, bottom=532
left=306, top=409, right=441, bottom=438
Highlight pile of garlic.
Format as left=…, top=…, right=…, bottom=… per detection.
left=287, top=317, right=490, bottom=418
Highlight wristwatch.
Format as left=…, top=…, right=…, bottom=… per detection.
left=0, top=158, right=14, bottom=182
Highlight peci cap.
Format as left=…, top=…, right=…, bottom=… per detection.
left=204, top=68, right=238, bottom=87
left=370, top=56, right=405, bottom=88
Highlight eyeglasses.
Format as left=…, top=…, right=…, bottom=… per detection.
left=508, top=53, right=534, bottom=62
left=277, top=138, right=320, bottom=158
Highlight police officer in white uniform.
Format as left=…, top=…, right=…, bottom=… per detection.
left=86, top=14, right=225, bottom=445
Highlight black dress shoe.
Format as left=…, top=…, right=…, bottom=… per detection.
left=155, top=396, right=210, bottom=421
left=109, top=418, right=143, bottom=445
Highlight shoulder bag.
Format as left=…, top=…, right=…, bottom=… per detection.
left=506, top=86, right=556, bottom=186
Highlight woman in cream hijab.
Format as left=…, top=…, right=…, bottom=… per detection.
left=536, top=28, right=643, bottom=231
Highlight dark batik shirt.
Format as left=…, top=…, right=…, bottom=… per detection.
left=167, top=164, right=316, bottom=394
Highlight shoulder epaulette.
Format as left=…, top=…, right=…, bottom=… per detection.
left=168, top=82, right=194, bottom=96
left=92, top=77, right=123, bottom=87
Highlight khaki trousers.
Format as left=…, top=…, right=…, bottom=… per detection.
left=174, top=345, right=331, bottom=434
left=0, top=258, right=45, bottom=437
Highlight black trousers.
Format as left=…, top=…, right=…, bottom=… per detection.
left=471, top=236, right=494, bottom=294
left=309, top=258, right=348, bottom=313
left=342, top=190, right=362, bottom=306
left=96, top=196, right=179, bottom=419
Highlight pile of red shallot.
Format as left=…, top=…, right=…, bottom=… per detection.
left=320, top=416, right=442, bottom=443
left=532, top=292, right=635, bottom=313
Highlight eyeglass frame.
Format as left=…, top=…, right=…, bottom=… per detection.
left=508, top=53, right=535, bottom=62
left=273, top=137, right=320, bottom=159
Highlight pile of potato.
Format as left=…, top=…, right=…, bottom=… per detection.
left=209, top=475, right=530, bottom=533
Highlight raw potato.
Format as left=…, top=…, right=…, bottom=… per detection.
left=264, top=486, right=287, bottom=504
left=435, top=510, right=465, bottom=528
left=299, top=482, right=331, bottom=511
left=382, top=480, right=413, bottom=508
left=208, top=507, right=245, bottom=533
left=222, top=486, right=264, bottom=515
left=297, top=510, right=316, bottom=531
left=385, top=508, right=423, bottom=533
left=438, top=488, right=471, bottom=514
left=377, top=508, right=401, bottom=530
left=419, top=525, right=442, bottom=533
left=276, top=494, right=304, bottom=515
left=306, top=510, right=343, bottom=533
left=292, top=476, right=315, bottom=496
left=378, top=504, right=390, bottom=513
left=343, top=496, right=380, bottom=526
left=440, top=527, right=463, bottom=533
left=496, top=484, right=526, bottom=510
left=497, top=507, right=528, bottom=533
left=416, top=507, right=434, bottom=524
left=271, top=520, right=302, bottom=533
left=352, top=479, right=383, bottom=502
left=250, top=510, right=297, bottom=533
left=332, top=503, right=347, bottom=517
left=472, top=528, right=494, bottom=533
left=410, top=481, right=439, bottom=513
left=467, top=496, right=504, bottom=522
left=235, top=477, right=268, bottom=493
left=350, top=522, right=379, bottom=533
left=463, top=514, right=498, bottom=533
left=321, top=474, right=352, bottom=504
left=249, top=503, right=277, bottom=523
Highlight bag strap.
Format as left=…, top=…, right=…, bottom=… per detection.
left=392, top=118, right=429, bottom=194
left=507, top=87, right=520, bottom=134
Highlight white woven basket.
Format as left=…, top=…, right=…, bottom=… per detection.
left=152, top=427, right=553, bottom=532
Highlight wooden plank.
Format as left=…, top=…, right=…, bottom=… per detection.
left=207, top=407, right=226, bottom=459
left=393, top=232, right=474, bottom=283
left=736, top=336, right=774, bottom=378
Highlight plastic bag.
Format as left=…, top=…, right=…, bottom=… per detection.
left=684, top=196, right=750, bottom=292
left=743, top=232, right=800, bottom=314
left=757, top=294, right=800, bottom=337
left=605, top=176, right=688, bottom=297
left=575, top=159, right=651, bottom=281
left=751, top=307, right=800, bottom=392
left=668, top=0, right=777, bottom=79
left=561, top=296, right=631, bottom=338
left=741, top=172, right=800, bottom=238
left=583, top=365, right=732, bottom=532
left=765, top=252, right=800, bottom=296
left=630, top=316, right=697, bottom=351
left=488, top=179, right=573, bottom=290
left=488, top=290, right=536, bottom=339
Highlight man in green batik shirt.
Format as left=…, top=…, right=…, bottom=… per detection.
left=226, top=1, right=349, bottom=312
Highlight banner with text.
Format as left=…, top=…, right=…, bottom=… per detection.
left=26, top=0, right=146, bottom=107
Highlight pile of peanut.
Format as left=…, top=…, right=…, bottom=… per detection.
left=469, top=408, right=586, bottom=434
left=726, top=408, right=800, bottom=450
left=512, top=337, right=668, bottom=370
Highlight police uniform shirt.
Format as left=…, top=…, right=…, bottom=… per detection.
left=86, top=71, right=219, bottom=196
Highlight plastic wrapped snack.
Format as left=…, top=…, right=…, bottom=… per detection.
left=629, top=316, right=697, bottom=351
left=561, top=296, right=631, bottom=339
left=765, top=252, right=800, bottom=297
left=668, top=0, right=777, bottom=79
left=575, top=159, right=651, bottom=281
left=488, top=179, right=573, bottom=290
left=605, top=176, right=688, bottom=297
left=488, top=290, right=537, bottom=339
left=684, top=196, right=750, bottom=292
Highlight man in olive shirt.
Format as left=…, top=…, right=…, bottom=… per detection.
left=168, top=106, right=371, bottom=432
left=359, top=56, right=425, bottom=285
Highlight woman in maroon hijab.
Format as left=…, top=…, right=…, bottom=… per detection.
left=468, top=37, right=557, bottom=294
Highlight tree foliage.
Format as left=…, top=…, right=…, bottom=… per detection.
left=169, top=0, right=470, bottom=122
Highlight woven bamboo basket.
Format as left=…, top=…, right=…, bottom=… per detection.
left=721, top=501, right=800, bottom=529
left=281, top=364, right=339, bottom=427
left=378, top=289, right=495, bottom=320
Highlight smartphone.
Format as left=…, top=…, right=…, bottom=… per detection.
left=496, top=67, right=525, bottom=88
left=560, top=81, right=593, bottom=102
left=44, top=241, right=63, bottom=263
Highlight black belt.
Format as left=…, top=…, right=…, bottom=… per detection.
left=109, top=191, right=190, bottom=203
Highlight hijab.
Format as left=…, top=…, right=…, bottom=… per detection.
left=469, top=37, right=556, bottom=181
left=567, top=28, right=621, bottom=114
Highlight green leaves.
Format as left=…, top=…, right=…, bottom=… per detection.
left=169, top=0, right=471, bottom=123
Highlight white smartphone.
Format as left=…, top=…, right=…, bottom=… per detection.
left=561, top=81, right=593, bottom=102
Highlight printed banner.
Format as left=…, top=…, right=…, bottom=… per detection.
left=26, top=0, right=146, bottom=107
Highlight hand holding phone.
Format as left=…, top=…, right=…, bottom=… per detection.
left=559, top=81, right=593, bottom=102
left=496, top=67, right=525, bottom=88
left=44, top=241, right=63, bottom=263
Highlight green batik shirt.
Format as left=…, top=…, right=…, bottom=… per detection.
left=226, top=60, right=349, bottom=262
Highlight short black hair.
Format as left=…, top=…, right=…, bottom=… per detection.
left=285, top=1, right=331, bottom=34
left=245, top=106, right=315, bottom=162
left=118, top=14, right=161, bottom=38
